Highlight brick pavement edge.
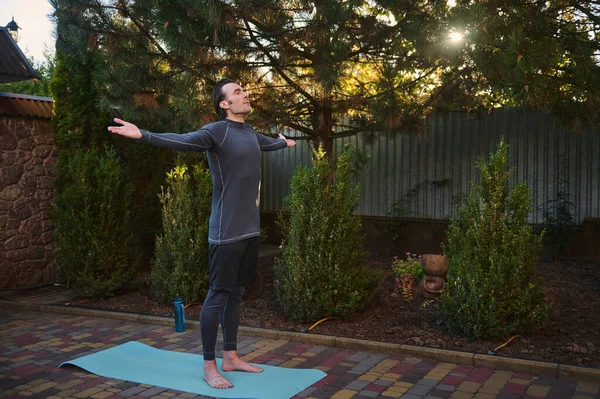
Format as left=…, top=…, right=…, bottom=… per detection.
left=1, top=298, right=599, bottom=384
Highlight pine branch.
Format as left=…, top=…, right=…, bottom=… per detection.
left=116, top=3, right=195, bottom=74
left=242, top=19, right=318, bottom=107
left=244, top=16, right=315, bottom=62
left=570, top=2, right=600, bottom=26
left=355, top=66, right=440, bottom=102
left=251, top=102, right=314, bottom=138
left=330, top=125, right=379, bottom=139
left=418, top=67, right=470, bottom=112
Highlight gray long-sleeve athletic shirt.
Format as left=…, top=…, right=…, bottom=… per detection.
left=138, top=118, right=287, bottom=245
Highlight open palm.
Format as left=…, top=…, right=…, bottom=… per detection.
left=108, top=118, right=142, bottom=139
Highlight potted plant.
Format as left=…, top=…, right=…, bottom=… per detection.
left=391, top=253, right=424, bottom=301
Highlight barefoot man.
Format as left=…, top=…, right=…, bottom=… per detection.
left=108, top=79, right=296, bottom=389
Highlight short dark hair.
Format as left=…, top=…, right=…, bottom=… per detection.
left=212, top=78, right=235, bottom=119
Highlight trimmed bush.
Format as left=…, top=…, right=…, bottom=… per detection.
left=150, top=156, right=212, bottom=305
left=439, top=140, right=551, bottom=340
left=274, top=146, right=379, bottom=321
left=52, top=148, right=138, bottom=298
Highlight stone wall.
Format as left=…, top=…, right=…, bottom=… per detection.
left=0, top=116, right=56, bottom=289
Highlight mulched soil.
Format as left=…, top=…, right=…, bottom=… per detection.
left=56, top=255, right=600, bottom=368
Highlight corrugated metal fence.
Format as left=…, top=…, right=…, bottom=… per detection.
left=260, top=108, right=600, bottom=224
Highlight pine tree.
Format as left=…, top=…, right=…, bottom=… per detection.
left=445, top=0, right=600, bottom=130
left=53, top=0, right=599, bottom=152
left=48, top=0, right=451, bottom=158
left=54, top=0, right=600, bottom=158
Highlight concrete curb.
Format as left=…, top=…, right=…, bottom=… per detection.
left=2, top=299, right=599, bottom=383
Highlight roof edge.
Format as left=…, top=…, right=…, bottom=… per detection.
left=0, top=91, right=53, bottom=102
left=0, top=26, right=41, bottom=81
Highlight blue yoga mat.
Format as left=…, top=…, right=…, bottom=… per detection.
left=60, top=341, right=326, bottom=399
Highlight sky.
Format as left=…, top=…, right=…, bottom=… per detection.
left=0, top=0, right=55, bottom=63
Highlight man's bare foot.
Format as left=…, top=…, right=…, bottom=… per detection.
left=204, top=360, right=233, bottom=389
left=222, top=350, right=263, bottom=373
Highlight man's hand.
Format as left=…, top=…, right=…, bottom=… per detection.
left=108, top=118, right=142, bottom=140
left=278, top=133, right=296, bottom=147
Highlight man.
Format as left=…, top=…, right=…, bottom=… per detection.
left=108, top=79, right=296, bottom=389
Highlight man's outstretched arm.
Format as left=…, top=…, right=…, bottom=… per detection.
left=108, top=118, right=214, bottom=151
left=255, top=131, right=296, bottom=151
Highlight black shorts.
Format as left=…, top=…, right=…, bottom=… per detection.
left=207, top=236, right=260, bottom=292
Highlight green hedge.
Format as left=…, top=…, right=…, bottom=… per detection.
left=439, top=140, right=551, bottom=340
left=275, top=146, right=379, bottom=321
left=52, top=148, right=138, bottom=298
left=150, top=155, right=212, bottom=305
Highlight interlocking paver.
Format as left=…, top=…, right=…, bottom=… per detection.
left=418, top=378, right=440, bottom=387
left=458, top=381, right=482, bottom=393
left=331, top=389, right=358, bottom=399
left=394, top=394, right=422, bottom=399
left=577, top=382, right=600, bottom=394
left=437, top=384, right=458, bottom=392
left=356, top=390, right=379, bottom=397
left=428, top=389, right=453, bottom=398
left=0, top=308, right=597, bottom=399
left=450, top=391, right=474, bottom=398
left=90, top=392, right=115, bottom=399
left=503, top=383, right=528, bottom=395
left=346, top=380, right=371, bottom=391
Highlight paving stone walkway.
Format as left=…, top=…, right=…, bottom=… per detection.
left=1, top=309, right=598, bottom=399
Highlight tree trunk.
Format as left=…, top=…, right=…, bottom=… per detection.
left=312, top=95, right=334, bottom=162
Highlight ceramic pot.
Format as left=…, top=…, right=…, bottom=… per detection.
left=421, top=276, right=444, bottom=299
left=421, top=254, right=449, bottom=277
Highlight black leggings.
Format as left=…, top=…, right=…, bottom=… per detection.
left=199, top=286, right=245, bottom=361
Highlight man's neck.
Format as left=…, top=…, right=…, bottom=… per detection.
left=225, top=113, right=246, bottom=123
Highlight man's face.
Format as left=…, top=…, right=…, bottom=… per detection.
left=221, top=82, right=251, bottom=118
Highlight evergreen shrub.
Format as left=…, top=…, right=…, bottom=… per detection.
left=52, top=148, right=138, bottom=298
left=439, top=140, right=551, bottom=340
left=150, top=156, right=212, bottom=305
left=274, top=146, right=379, bottom=321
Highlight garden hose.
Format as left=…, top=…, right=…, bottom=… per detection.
left=488, top=335, right=520, bottom=355
left=300, top=317, right=335, bottom=333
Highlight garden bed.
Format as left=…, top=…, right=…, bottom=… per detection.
left=59, top=255, right=600, bottom=368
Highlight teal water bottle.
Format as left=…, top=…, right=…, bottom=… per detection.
left=174, top=297, right=186, bottom=332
